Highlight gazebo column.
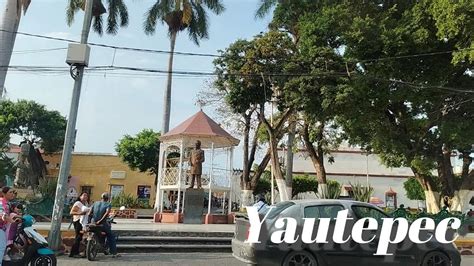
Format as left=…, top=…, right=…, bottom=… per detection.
left=154, top=143, right=166, bottom=222
left=205, top=143, right=215, bottom=224
left=228, top=147, right=234, bottom=224
left=175, top=140, right=184, bottom=222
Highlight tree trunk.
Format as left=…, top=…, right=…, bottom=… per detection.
left=285, top=118, right=295, bottom=198
left=437, top=145, right=455, bottom=199
left=161, top=31, right=177, bottom=134
left=412, top=169, right=440, bottom=213
left=242, top=114, right=251, bottom=189
left=0, top=0, right=21, bottom=100
left=241, top=189, right=254, bottom=207
left=302, top=122, right=328, bottom=198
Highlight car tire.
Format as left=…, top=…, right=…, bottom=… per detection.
left=282, top=250, right=317, bottom=266
left=421, top=251, right=451, bottom=266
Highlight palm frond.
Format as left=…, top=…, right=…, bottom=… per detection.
left=202, top=0, right=225, bottom=14
left=144, top=0, right=171, bottom=35
left=117, top=0, right=129, bottom=27
left=106, top=0, right=118, bottom=34
left=20, top=0, right=32, bottom=15
left=187, top=2, right=208, bottom=45
left=92, top=14, right=104, bottom=36
left=255, top=0, right=278, bottom=19
left=66, top=0, right=83, bottom=26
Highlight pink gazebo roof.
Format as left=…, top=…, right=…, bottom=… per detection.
left=160, top=110, right=240, bottom=148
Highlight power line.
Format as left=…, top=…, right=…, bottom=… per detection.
left=2, top=29, right=473, bottom=62
left=363, top=76, right=474, bottom=94
left=353, top=47, right=474, bottom=63
left=0, top=29, right=221, bottom=58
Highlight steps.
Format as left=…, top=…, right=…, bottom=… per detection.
left=115, top=232, right=233, bottom=253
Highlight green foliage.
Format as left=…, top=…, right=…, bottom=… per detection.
left=111, top=192, right=151, bottom=209
left=116, top=129, right=160, bottom=176
left=143, top=0, right=225, bottom=45
left=0, top=100, right=66, bottom=153
left=36, top=178, right=58, bottom=198
left=350, top=182, right=374, bottom=203
left=66, top=0, right=129, bottom=36
left=292, top=175, right=318, bottom=198
left=403, top=177, right=426, bottom=201
left=326, top=180, right=342, bottom=199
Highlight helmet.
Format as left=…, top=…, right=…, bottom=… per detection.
left=101, top=192, right=110, bottom=200
left=22, top=215, right=35, bottom=227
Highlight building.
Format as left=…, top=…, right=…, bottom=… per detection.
left=4, top=145, right=156, bottom=205
left=278, top=146, right=422, bottom=208
left=41, top=152, right=155, bottom=204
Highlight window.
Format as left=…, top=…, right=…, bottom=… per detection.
left=137, top=186, right=151, bottom=199
left=304, top=205, right=345, bottom=219
left=81, top=186, right=93, bottom=198
left=263, top=201, right=295, bottom=219
left=110, top=185, right=124, bottom=198
left=351, top=205, right=389, bottom=223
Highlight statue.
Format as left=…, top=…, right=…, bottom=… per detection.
left=13, top=140, right=47, bottom=189
left=188, top=140, right=205, bottom=189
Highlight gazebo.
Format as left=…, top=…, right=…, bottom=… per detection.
left=153, top=110, right=239, bottom=223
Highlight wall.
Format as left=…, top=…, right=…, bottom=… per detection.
left=43, top=153, right=155, bottom=204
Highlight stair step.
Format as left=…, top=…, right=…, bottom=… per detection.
left=117, top=244, right=232, bottom=253
left=117, top=236, right=232, bottom=242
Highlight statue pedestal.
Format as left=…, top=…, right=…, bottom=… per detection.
left=14, top=188, right=35, bottom=198
left=183, top=188, right=205, bottom=224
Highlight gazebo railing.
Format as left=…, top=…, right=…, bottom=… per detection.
left=160, top=166, right=231, bottom=189
left=162, top=167, right=180, bottom=186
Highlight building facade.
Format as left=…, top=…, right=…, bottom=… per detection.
left=278, top=147, right=422, bottom=209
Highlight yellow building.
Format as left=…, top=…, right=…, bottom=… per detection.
left=43, top=152, right=155, bottom=204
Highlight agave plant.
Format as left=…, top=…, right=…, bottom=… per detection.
left=320, top=179, right=341, bottom=199
left=350, top=182, right=374, bottom=203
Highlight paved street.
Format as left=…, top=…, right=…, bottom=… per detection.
left=58, top=253, right=474, bottom=266
left=58, top=253, right=245, bottom=266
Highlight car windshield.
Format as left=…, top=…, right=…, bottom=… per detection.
left=262, top=201, right=295, bottom=220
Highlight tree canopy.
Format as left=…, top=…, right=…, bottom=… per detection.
left=0, top=100, right=66, bottom=153
left=115, top=129, right=161, bottom=179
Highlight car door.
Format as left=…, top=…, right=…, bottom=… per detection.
left=351, top=205, right=416, bottom=266
left=303, top=204, right=358, bottom=265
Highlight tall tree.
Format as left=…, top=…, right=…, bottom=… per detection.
left=115, top=129, right=161, bottom=185
left=314, top=0, right=474, bottom=213
left=0, top=0, right=31, bottom=99
left=213, top=31, right=296, bottom=201
left=143, top=0, right=225, bottom=134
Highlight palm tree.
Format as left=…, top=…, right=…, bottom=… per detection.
left=143, top=0, right=225, bottom=134
left=0, top=0, right=31, bottom=100
left=66, top=0, right=129, bottom=35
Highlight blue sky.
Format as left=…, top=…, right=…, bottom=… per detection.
left=4, top=0, right=272, bottom=164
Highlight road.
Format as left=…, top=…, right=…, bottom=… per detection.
left=58, top=253, right=245, bottom=266
left=58, top=253, right=474, bottom=266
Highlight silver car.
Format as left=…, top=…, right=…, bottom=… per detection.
left=232, top=199, right=461, bottom=266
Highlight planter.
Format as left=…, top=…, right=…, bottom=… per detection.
left=204, top=214, right=229, bottom=224
left=159, top=212, right=183, bottom=223
left=111, top=208, right=137, bottom=219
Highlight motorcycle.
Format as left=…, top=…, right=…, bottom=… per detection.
left=84, top=206, right=124, bottom=261
left=7, top=215, right=56, bottom=266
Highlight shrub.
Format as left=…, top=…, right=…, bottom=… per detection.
left=326, top=180, right=342, bottom=199
left=350, top=182, right=374, bottom=203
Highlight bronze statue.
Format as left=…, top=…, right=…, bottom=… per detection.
left=188, top=140, right=205, bottom=189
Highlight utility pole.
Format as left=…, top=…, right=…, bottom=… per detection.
left=49, top=0, right=94, bottom=250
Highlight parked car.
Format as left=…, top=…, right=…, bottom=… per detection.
left=232, top=200, right=461, bottom=266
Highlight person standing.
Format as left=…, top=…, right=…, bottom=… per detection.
left=0, top=187, right=17, bottom=262
left=69, top=192, right=90, bottom=258
left=189, top=140, right=205, bottom=189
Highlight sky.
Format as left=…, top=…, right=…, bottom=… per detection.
left=3, top=0, right=273, bottom=167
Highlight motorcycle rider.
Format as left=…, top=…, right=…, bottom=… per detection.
left=88, top=192, right=119, bottom=258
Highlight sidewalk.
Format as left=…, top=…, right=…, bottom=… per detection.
left=34, top=219, right=235, bottom=237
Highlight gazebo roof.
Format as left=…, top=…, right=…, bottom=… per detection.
left=160, top=110, right=240, bottom=148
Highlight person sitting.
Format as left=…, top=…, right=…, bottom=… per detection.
left=253, top=194, right=269, bottom=214
left=88, top=192, right=119, bottom=258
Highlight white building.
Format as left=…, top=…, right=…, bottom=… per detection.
left=278, top=146, right=422, bottom=209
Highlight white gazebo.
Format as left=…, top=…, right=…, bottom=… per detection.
left=154, top=110, right=239, bottom=223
